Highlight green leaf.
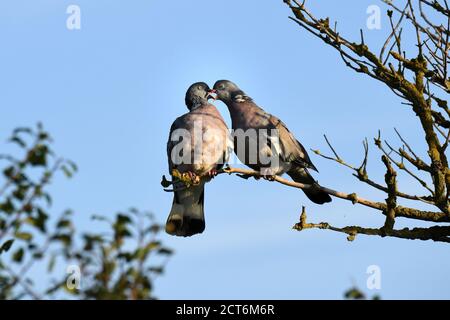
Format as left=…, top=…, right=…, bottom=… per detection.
left=26, top=208, right=48, bottom=233
left=32, top=252, right=44, bottom=259
left=3, top=166, right=15, bottom=179
left=47, top=254, right=57, bottom=272
left=9, top=137, right=26, bottom=148
left=43, top=193, right=52, bottom=206
left=51, top=234, right=72, bottom=246
left=61, top=165, right=73, bottom=178
left=117, top=252, right=132, bottom=261
left=12, top=186, right=28, bottom=201
left=15, top=232, right=33, bottom=242
left=27, top=144, right=48, bottom=167
left=134, top=248, right=147, bottom=261
left=157, top=247, right=173, bottom=256
left=62, top=209, right=73, bottom=217
left=0, top=198, right=15, bottom=214
left=82, top=234, right=103, bottom=251
left=148, top=267, right=164, bottom=274
left=38, top=132, right=49, bottom=140
left=23, top=203, right=33, bottom=213
left=36, top=208, right=49, bottom=233
left=116, top=228, right=132, bottom=238
left=67, top=160, right=78, bottom=173
left=13, top=127, right=33, bottom=136
left=56, top=219, right=71, bottom=229
left=12, top=248, right=24, bottom=263
left=134, top=242, right=161, bottom=261
left=344, top=287, right=366, bottom=300
left=147, top=241, right=161, bottom=250
left=91, top=215, right=108, bottom=222
left=116, top=214, right=132, bottom=225
left=147, top=224, right=161, bottom=234
left=0, top=239, right=15, bottom=254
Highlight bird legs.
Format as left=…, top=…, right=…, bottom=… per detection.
left=207, top=168, right=218, bottom=179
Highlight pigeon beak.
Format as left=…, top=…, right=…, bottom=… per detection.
left=207, top=89, right=217, bottom=101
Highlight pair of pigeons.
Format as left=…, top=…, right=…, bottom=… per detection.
left=166, top=80, right=331, bottom=237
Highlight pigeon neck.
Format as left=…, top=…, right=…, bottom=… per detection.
left=231, top=90, right=252, bottom=103
left=189, top=96, right=208, bottom=111
left=221, top=90, right=252, bottom=109
left=224, top=98, right=253, bottom=123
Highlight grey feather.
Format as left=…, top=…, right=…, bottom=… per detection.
left=166, top=82, right=232, bottom=236
left=213, top=80, right=331, bottom=205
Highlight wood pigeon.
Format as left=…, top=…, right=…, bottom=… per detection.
left=211, top=80, right=331, bottom=204
left=166, top=82, right=232, bottom=236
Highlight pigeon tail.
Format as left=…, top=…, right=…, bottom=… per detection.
left=166, top=181, right=206, bottom=237
left=287, top=167, right=332, bottom=205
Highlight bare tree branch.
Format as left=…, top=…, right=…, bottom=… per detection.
left=294, top=207, right=450, bottom=243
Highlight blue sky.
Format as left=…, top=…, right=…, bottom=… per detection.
left=0, top=0, right=449, bottom=299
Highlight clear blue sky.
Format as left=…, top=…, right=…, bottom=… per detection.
left=0, top=0, right=449, bottom=299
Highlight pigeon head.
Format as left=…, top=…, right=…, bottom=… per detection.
left=212, top=80, right=248, bottom=103
left=185, top=82, right=212, bottom=111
